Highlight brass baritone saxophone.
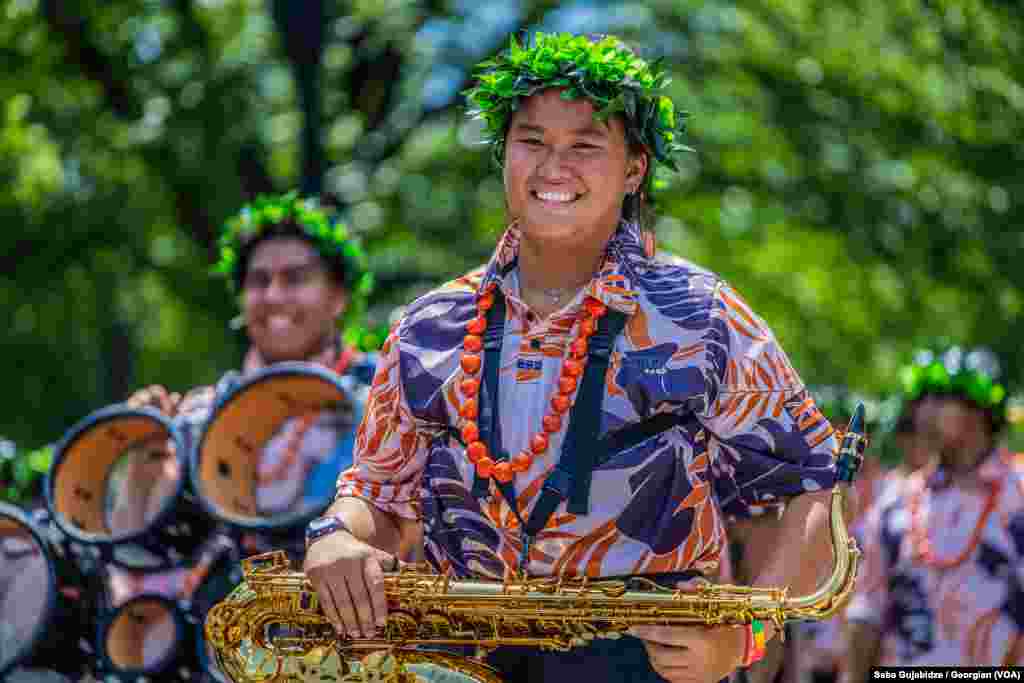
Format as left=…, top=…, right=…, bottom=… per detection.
left=205, top=406, right=868, bottom=683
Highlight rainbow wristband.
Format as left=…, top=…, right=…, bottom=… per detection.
left=742, top=619, right=767, bottom=667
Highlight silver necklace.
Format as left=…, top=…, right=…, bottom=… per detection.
left=541, top=286, right=573, bottom=307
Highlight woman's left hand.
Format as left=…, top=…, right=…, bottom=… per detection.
left=630, top=579, right=757, bottom=683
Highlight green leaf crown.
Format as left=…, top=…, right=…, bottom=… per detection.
left=463, top=32, right=691, bottom=183
left=213, top=192, right=378, bottom=350
left=899, top=346, right=1008, bottom=422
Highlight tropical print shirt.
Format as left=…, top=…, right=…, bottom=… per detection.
left=845, top=450, right=1024, bottom=666
left=337, top=221, right=838, bottom=580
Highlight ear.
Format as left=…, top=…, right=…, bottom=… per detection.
left=330, top=287, right=349, bottom=321
left=626, top=152, right=648, bottom=193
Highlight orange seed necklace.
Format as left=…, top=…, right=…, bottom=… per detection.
left=458, top=283, right=608, bottom=483
left=906, top=464, right=1001, bottom=571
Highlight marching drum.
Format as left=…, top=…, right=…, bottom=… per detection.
left=190, top=361, right=359, bottom=536
left=95, top=593, right=199, bottom=682
left=0, top=503, right=99, bottom=681
left=45, top=405, right=215, bottom=572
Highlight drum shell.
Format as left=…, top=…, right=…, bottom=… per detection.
left=96, top=593, right=200, bottom=682
left=45, top=405, right=216, bottom=572
left=0, top=504, right=101, bottom=679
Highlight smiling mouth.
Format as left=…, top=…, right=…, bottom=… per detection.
left=265, top=315, right=296, bottom=330
left=532, top=190, right=583, bottom=204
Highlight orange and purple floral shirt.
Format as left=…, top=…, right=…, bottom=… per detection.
left=336, top=222, right=838, bottom=579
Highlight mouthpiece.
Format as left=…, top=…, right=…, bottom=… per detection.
left=835, top=402, right=867, bottom=485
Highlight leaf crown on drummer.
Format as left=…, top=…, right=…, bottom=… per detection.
left=463, top=32, right=691, bottom=186
left=900, top=345, right=1008, bottom=428
left=213, top=191, right=376, bottom=348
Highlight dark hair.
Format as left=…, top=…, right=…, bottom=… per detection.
left=234, top=223, right=349, bottom=292
left=232, top=192, right=351, bottom=292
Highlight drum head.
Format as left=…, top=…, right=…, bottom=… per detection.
left=0, top=505, right=56, bottom=677
left=46, top=407, right=186, bottom=547
left=192, top=362, right=356, bottom=532
left=100, top=595, right=188, bottom=677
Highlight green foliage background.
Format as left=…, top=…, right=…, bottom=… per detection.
left=3, top=0, right=1023, bottom=481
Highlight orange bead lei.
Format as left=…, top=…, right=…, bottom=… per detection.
left=907, top=466, right=1001, bottom=571
left=460, top=285, right=608, bottom=483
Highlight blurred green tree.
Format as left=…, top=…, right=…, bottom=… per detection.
left=1, top=0, right=1022, bottom=456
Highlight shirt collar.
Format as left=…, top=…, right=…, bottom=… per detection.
left=477, top=220, right=645, bottom=316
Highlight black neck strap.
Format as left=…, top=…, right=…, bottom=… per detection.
left=472, top=292, right=507, bottom=499
left=470, top=288, right=629, bottom=566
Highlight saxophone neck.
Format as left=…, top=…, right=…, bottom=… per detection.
left=783, top=403, right=866, bottom=613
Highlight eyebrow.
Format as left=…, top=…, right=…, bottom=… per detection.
left=247, top=261, right=321, bottom=277
left=509, top=122, right=610, bottom=138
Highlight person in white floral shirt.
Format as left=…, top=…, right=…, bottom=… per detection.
left=842, top=347, right=1024, bottom=682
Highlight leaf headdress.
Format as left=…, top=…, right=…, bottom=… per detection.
left=213, top=192, right=377, bottom=350
left=463, top=32, right=691, bottom=188
left=899, top=345, right=1008, bottom=429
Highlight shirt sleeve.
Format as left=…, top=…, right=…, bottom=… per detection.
left=334, top=326, right=432, bottom=521
left=701, top=281, right=838, bottom=517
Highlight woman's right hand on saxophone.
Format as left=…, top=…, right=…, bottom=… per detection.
left=303, top=512, right=400, bottom=640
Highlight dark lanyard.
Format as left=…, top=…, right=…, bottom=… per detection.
left=471, top=288, right=628, bottom=575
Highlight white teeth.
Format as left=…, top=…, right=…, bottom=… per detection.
left=535, top=191, right=577, bottom=203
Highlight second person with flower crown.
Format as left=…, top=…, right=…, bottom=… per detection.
left=305, top=33, right=842, bottom=683
left=112, top=192, right=382, bottom=679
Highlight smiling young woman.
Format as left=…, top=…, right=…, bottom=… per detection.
left=504, top=89, right=648, bottom=318
left=305, top=33, right=842, bottom=683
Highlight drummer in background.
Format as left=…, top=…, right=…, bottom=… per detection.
left=108, top=191, right=381, bottom=607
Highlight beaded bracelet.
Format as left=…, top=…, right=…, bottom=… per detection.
left=741, top=618, right=768, bottom=667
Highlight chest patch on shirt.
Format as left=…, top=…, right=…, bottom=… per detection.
left=516, top=357, right=543, bottom=383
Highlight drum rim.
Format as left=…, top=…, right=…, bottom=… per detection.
left=189, top=361, right=353, bottom=532
left=0, top=502, right=60, bottom=678
left=44, top=405, right=189, bottom=547
left=97, top=592, right=190, bottom=678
